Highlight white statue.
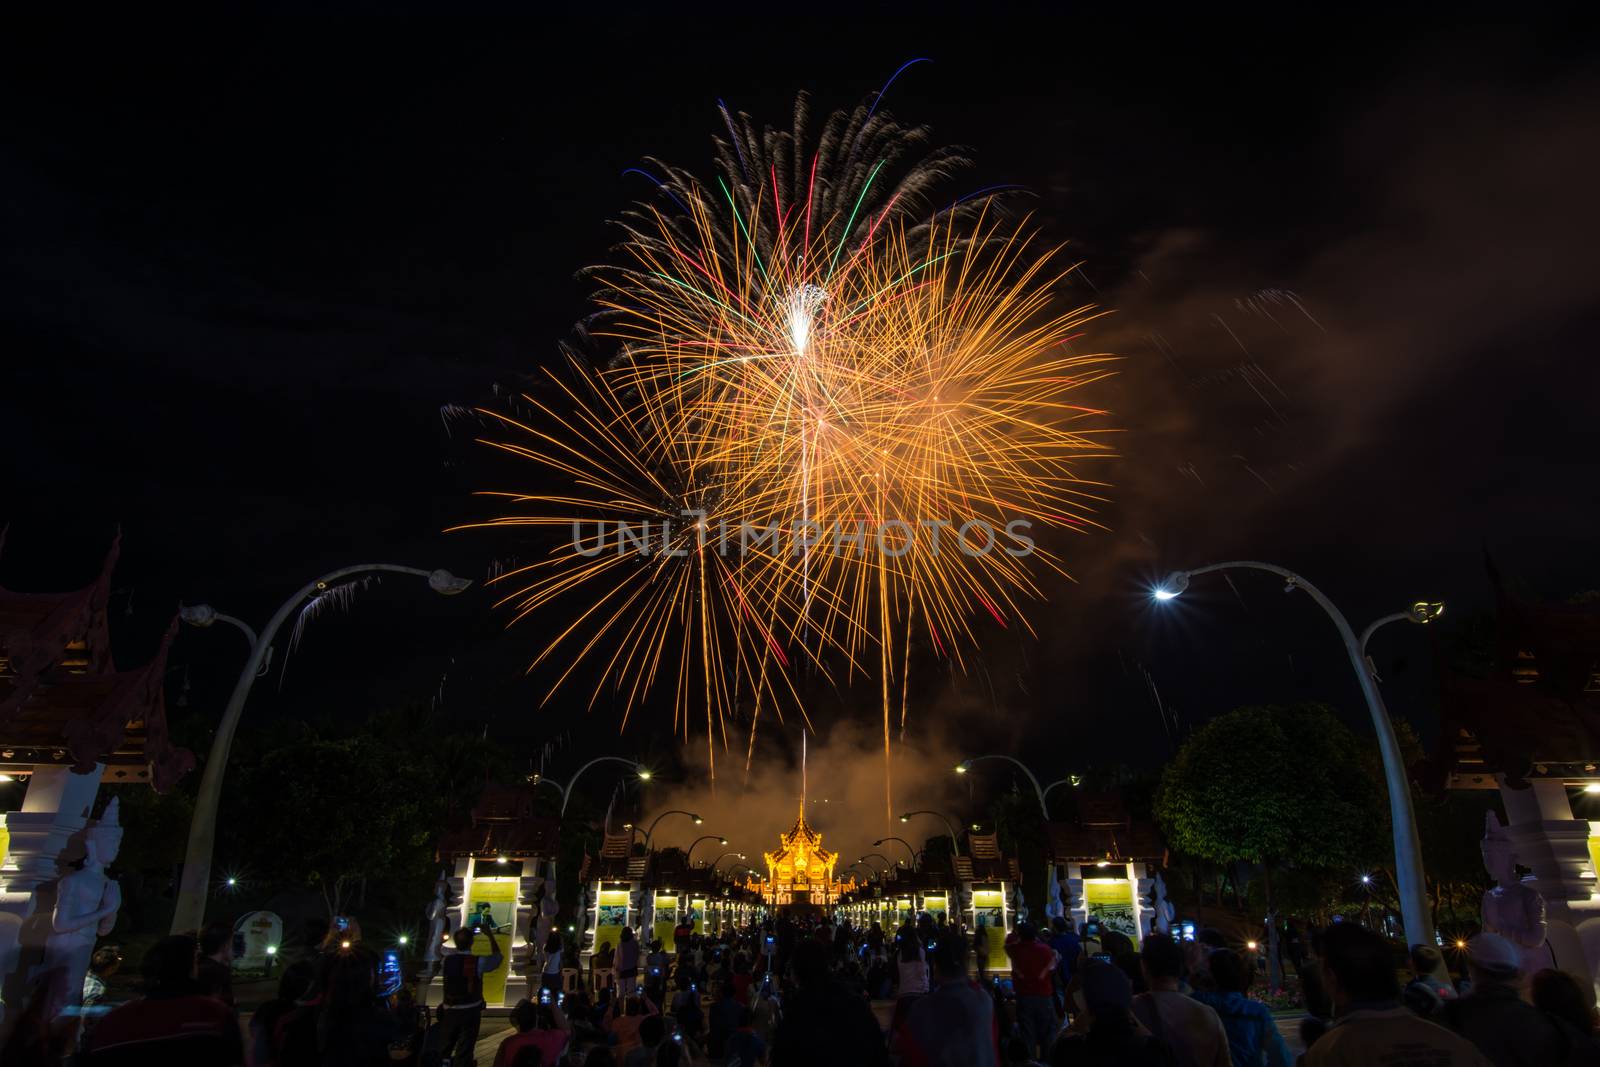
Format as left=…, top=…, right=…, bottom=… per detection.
left=1481, top=811, right=1547, bottom=967
left=45, top=798, right=123, bottom=1019
left=424, top=870, right=453, bottom=968
left=1152, top=872, right=1175, bottom=935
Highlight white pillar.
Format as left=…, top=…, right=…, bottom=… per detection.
left=0, top=765, right=104, bottom=1029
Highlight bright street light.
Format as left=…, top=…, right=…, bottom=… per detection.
left=171, top=562, right=472, bottom=934
left=1152, top=560, right=1441, bottom=948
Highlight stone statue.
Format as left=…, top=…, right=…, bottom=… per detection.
left=1481, top=811, right=1547, bottom=967
left=44, top=798, right=123, bottom=1019
left=1046, top=869, right=1065, bottom=919
left=1152, top=872, right=1175, bottom=935
left=424, top=870, right=453, bottom=967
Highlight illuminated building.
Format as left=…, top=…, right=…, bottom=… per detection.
left=762, top=802, right=849, bottom=906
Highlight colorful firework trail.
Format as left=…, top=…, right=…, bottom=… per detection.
left=460, top=90, right=1116, bottom=823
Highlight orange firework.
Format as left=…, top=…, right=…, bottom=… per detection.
left=462, top=97, right=1116, bottom=817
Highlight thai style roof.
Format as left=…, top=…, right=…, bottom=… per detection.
left=1044, top=791, right=1166, bottom=863
left=434, top=782, right=561, bottom=859
left=0, top=531, right=194, bottom=792
left=1432, top=561, right=1600, bottom=790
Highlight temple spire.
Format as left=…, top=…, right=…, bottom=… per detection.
left=799, top=732, right=807, bottom=821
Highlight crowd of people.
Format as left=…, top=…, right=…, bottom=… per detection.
left=5, top=908, right=1599, bottom=1066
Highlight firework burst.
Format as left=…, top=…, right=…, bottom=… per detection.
left=461, top=90, right=1117, bottom=819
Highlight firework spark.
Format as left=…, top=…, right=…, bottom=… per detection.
left=460, top=91, right=1117, bottom=821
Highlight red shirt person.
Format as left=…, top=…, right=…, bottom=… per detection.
left=1003, top=921, right=1061, bottom=1060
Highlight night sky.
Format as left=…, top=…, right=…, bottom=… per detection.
left=3, top=10, right=1598, bottom=782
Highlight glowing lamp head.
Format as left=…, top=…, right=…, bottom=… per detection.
left=1152, top=571, right=1190, bottom=602
left=226, top=876, right=237, bottom=887
left=636, top=768, right=652, bottom=781
left=340, top=939, right=352, bottom=950
left=718, top=838, right=728, bottom=845
left=496, top=855, right=509, bottom=865
left=1584, top=784, right=1600, bottom=795
left=398, top=935, right=409, bottom=946
left=954, top=762, right=970, bottom=774
left=266, top=945, right=277, bottom=956
left=1246, top=940, right=1258, bottom=951
left=1361, top=874, right=1372, bottom=885
left=899, top=814, right=909, bottom=823
left=692, top=815, right=704, bottom=825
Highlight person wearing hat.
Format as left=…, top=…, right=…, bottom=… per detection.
left=1052, top=959, right=1174, bottom=1065
left=1439, top=932, right=1600, bottom=1066
left=1304, top=923, right=1488, bottom=1066
left=1401, top=943, right=1458, bottom=1019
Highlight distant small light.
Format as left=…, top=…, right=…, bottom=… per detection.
left=1095, top=860, right=1110, bottom=868
left=954, top=765, right=968, bottom=775
left=340, top=940, right=352, bottom=950
left=265, top=945, right=278, bottom=956
left=567, top=924, right=575, bottom=932
left=1455, top=939, right=1466, bottom=949
left=1361, top=875, right=1372, bottom=885
left=226, top=877, right=237, bottom=887
left=398, top=935, right=409, bottom=946
left=1246, top=940, right=1258, bottom=951
left=496, top=855, right=509, bottom=865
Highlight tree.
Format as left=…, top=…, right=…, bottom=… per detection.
left=1155, top=704, right=1386, bottom=909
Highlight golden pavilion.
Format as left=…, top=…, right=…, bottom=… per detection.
left=761, top=801, right=849, bottom=906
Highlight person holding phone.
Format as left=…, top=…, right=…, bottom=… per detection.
left=437, top=924, right=502, bottom=1064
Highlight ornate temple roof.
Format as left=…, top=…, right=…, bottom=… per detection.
left=435, top=782, right=562, bottom=860
left=1044, top=791, right=1166, bottom=863
left=0, top=531, right=194, bottom=792
left=1431, top=561, right=1600, bottom=790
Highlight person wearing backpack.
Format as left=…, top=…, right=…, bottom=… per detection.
left=436, top=925, right=503, bottom=1066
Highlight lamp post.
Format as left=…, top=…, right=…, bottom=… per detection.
left=954, top=756, right=1076, bottom=819
left=529, top=757, right=653, bottom=885
left=873, top=837, right=918, bottom=867
left=1152, top=561, right=1443, bottom=947
left=707, top=851, right=747, bottom=870
left=847, top=862, right=879, bottom=883
left=638, top=809, right=703, bottom=850
left=859, top=852, right=896, bottom=872
left=686, top=835, right=728, bottom=866
left=898, top=810, right=962, bottom=855
left=529, top=758, right=653, bottom=817
left=172, top=563, right=472, bottom=934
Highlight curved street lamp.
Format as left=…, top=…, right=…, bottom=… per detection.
left=873, top=837, right=918, bottom=867
left=529, top=757, right=653, bottom=818
left=528, top=757, right=653, bottom=883
left=172, top=563, right=472, bottom=933
left=638, top=809, right=703, bottom=849
left=706, top=851, right=747, bottom=870
left=846, top=862, right=879, bottom=883
left=898, top=810, right=962, bottom=855
left=685, top=835, right=728, bottom=866
left=859, top=852, right=897, bottom=871
left=1152, top=561, right=1443, bottom=947
left=954, top=756, right=1076, bottom=819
